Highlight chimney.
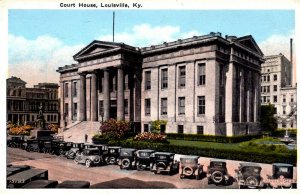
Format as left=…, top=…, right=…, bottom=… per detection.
left=290, top=38, right=293, bottom=86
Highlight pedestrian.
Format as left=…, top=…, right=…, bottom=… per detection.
left=85, top=133, right=88, bottom=143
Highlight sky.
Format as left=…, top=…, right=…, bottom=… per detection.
left=8, top=10, right=295, bottom=86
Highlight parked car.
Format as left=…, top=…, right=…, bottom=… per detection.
left=7, top=135, right=25, bottom=148
left=265, top=163, right=296, bottom=188
left=207, top=159, right=229, bottom=185
left=42, top=140, right=63, bottom=155
left=118, top=148, right=137, bottom=169
left=235, top=163, right=264, bottom=189
left=65, top=143, right=84, bottom=159
left=84, top=143, right=108, bottom=153
left=57, top=141, right=73, bottom=155
left=135, top=149, right=155, bottom=171
left=24, top=139, right=47, bottom=153
left=105, top=146, right=122, bottom=165
left=150, top=152, right=179, bottom=175
left=74, top=148, right=103, bottom=168
left=179, top=155, right=203, bottom=180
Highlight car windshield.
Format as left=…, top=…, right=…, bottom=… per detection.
left=212, top=162, right=224, bottom=168
left=140, top=152, right=150, bottom=157
left=85, top=150, right=99, bottom=155
left=157, top=155, right=167, bottom=160
left=278, top=167, right=289, bottom=173
left=121, top=151, right=132, bottom=156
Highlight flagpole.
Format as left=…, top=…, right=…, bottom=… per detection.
left=113, top=12, right=115, bottom=42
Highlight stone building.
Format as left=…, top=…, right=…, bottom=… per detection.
left=6, top=76, right=60, bottom=125
left=57, top=32, right=264, bottom=136
left=261, top=54, right=297, bottom=129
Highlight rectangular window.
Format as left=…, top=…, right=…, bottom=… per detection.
left=64, top=103, right=68, bottom=118
left=267, top=96, right=270, bottom=103
left=144, top=124, right=149, bottom=132
left=47, top=115, right=50, bottom=122
left=283, top=106, right=286, bottom=115
left=178, top=97, right=185, bottom=115
left=178, top=125, right=184, bottom=134
left=161, top=98, right=168, bottom=115
left=291, top=95, right=294, bottom=102
left=145, top=99, right=151, bottom=115
left=197, top=96, right=205, bottom=115
left=267, top=75, right=270, bottom=82
left=161, top=69, right=168, bottom=89
left=273, top=96, right=277, bottom=103
left=197, top=126, right=204, bottom=134
left=73, top=103, right=77, bottom=119
left=198, top=63, right=206, bottom=85
left=65, top=83, right=69, bottom=98
left=267, top=86, right=270, bottom=93
left=283, top=95, right=286, bottom=102
left=145, top=71, right=151, bottom=90
left=273, top=74, right=277, bottom=81
left=124, top=74, right=129, bottom=90
left=99, top=101, right=104, bottom=116
left=178, top=66, right=186, bottom=87
left=273, top=85, right=277, bottom=92
left=73, top=82, right=77, bottom=97
left=124, top=99, right=128, bottom=115
left=219, top=65, right=224, bottom=86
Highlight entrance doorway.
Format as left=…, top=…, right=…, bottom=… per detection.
left=110, top=100, right=117, bottom=119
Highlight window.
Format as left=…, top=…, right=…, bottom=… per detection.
left=267, top=86, right=270, bottom=93
left=99, top=101, right=104, bottom=116
left=291, top=95, right=294, bottom=102
left=160, top=124, right=166, bottom=134
left=198, top=63, right=206, bottom=85
left=144, top=124, right=149, bottom=132
left=178, top=66, right=186, bottom=87
left=283, top=95, right=286, bottom=102
left=267, top=96, right=270, bottom=103
left=145, top=71, right=151, bottom=90
left=273, top=85, right=277, bottom=92
left=161, top=69, right=168, bottom=89
left=73, top=103, right=77, bottom=119
left=145, top=99, right=151, bottom=115
left=47, top=115, right=50, bottom=122
left=65, top=83, right=69, bottom=98
left=198, top=96, right=205, bottom=115
left=273, top=96, right=277, bottom=103
left=219, top=65, right=225, bottom=86
left=197, top=126, right=204, bottom=134
left=283, top=106, right=286, bottom=115
left=124, top=99, right=128, bottom=115
left=273, top=74, right=277, bottom=81
left=178, top=125, right=184, bottom=134
left=73, top=82, right=77, bottom=97
left=64, top=103, right=68, bottom=118
left=263, top=76, right=266, bottom=82
left=161, top=98, right=168, bottom=115
left=124, top=74, right=129, bottom=90
left=267, top=75, right=270, bottom=82
left=178, top=97, right=185, bottom=115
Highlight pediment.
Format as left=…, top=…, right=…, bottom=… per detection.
left=235, top=35, right=263, bottom=56
left=73, top=40, right=121, bottom=61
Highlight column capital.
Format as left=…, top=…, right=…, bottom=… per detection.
left=78, top=72, right=87, bottom=76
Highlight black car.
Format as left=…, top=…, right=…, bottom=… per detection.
left=105, top=146, right=122, bottom=165
left=179, top=156, right=203, bottom=180
left=118, top=148, right=137, bottom=169
left=42, top=140, right=64, bottom=155
left=150, top=152, right=179, bottom=175
left=266, top=163, right=296, bottom=188
left=235, top=163, right=264, bottom=189
left=24, top=139, right=48, bottom=152
left=207, top=159, right=229, bottom=185
left=135, top=149, right=155, bottom=171
left=7, top=135, right=25, bottom=148
left=65, top=143, right=84, bottom=159
left=57, top=141, right=73, bottom=155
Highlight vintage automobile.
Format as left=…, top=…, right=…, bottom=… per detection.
left=65, top=143, right=84, bottom=159
left=179, top=155, right=203, bottom=180
left=135, top=149, right=155, bottom=171
left=265, top=163, right=296, bottom=188
left=207, top=159, right=229, bottom=185
left=7, top=168, right=48, bottom=188
left=42, top=140, right=63, bottom=155
left=150, top=152, right=179, bottom=175
left=74, top=148, right=103, bottom=168
left=104, top=146, right=122, bottom=165
left=57, top=141, right=73, bottom=155
left=24, top=139, right=48, bottom=152
left=7, top=135, right=25, bottom=148
left=235, top=163, right=264, bottom=189
left=118, top=148, right=137, bottom=169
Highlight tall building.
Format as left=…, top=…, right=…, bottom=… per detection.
left=6, top=76, right=60, bottom=125
left=57, top=32, right=264, bottom=136
left=261, top=54, right=297, bottom=129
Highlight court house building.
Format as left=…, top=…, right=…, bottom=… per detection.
left=57, top=32, right=264, bottom=136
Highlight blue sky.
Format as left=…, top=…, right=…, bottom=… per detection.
left=8, top=10, right=295, bottom=86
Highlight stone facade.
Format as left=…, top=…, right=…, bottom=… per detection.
left=6, top=76, right=60, bottom=125
left=57, top=32, right=264, bottom=136
left=261, top=54, right=297, bottom=129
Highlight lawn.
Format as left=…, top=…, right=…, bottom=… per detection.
left=169, top=139, right=241, bottom=150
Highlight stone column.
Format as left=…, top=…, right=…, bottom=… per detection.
left=91, top=72, right=98, bottom=121
left=59, top=81, right=65, bottom=129
left=117, top=67, right=125, bottom=120
left=103, top=69, right=110, bottom=121
left=79, top=73, right=86, bottom=121
left=239, top=70, right=244, bottom=122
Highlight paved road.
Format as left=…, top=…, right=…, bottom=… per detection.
left=7, top=148, right=239, bottom=189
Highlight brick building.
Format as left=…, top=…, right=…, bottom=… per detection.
left=57, top=32, right=264, bottom=136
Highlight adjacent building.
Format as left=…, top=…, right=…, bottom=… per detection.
left=261, top=54, right=297, bottom=129
left=57, top=32, right=264, bottom=136
left=6, top=76, right=60, bottom=125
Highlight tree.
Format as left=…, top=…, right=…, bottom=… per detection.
left=149, top=120, right=167, bottom=134
left=260, top=104, right=277, bottom=132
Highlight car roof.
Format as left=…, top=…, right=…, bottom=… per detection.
left=85, top=148, right=99, bottom=151
left=240, top=163, right=261, bottom=168
left=153, top=152, right=174, bottom=156
left=180, top=155, right=199, bottom=159
left=121, top=148, right=137, bottom=151
left=210, top=159, right=226, bottom=163
left=273, top=163, right=293, bottom=167
left=109, top=146, right=122, bottom=149
left=136, top=149, right=155, bottom=153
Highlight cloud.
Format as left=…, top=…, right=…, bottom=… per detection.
left=97, top=23, right=202, bottom=47
left=8, top=34, right=84, bottom=87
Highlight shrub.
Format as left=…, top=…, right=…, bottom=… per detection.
left=9, top=125, right=34, bottom=136
left=99, top=119, right=130, bottom=140
left=149, top=120, right=167, bottom=133
left=133, top=132, right=169, bottom=143
left=47, top=124, right=59, bottom=134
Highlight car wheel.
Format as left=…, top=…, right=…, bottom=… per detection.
left=42, top=148, right=48, bottom=154
left=10, top=143, right=16, bottom=148
left=59, top=149, right=65, bottom=156
left=121, top=158, right=131, bottom=169
left=29, top=147, right=34, bottom=152
left=183, top=166, right=194, bottom=176
left=93, top=156, right=101, bottom=164
left=109, top=157, right=116, bottom=164
left=246, top=176, right=258, bottom=189
left=211, top=171, right=224, bottom=184
left=85, top=159, right=91, bottom=168
left=74, top=157, right=79, bottom=164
